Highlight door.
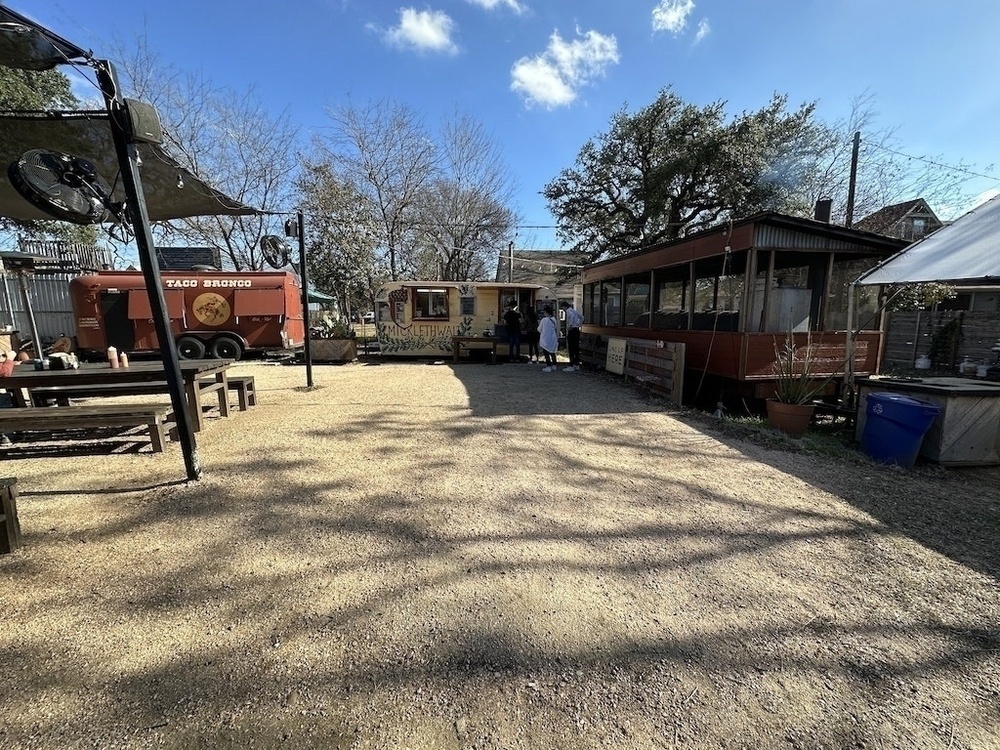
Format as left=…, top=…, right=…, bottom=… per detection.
left=100, top=292, right=135, bottom=350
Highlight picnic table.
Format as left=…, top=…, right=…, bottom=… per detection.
left=0, top=359, right=233, bottom=433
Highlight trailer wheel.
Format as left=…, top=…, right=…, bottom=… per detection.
left=177, top=335, right=206, bottom=359
left=210, top=335, right=243, bottom=360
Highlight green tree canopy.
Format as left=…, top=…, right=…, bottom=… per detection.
left=543, top=87, right=821, bottom=261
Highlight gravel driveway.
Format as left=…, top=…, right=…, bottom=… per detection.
left=1, top=360, right=998, bottom=749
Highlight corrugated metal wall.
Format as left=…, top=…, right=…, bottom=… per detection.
left=0, top=272, right=76, bottom=345
left=1, top=240, right=114, bottom=347
left=753, top=224, right=872, bottom=251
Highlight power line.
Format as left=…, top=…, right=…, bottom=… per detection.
left=863, top=142, right=1000, bottom=183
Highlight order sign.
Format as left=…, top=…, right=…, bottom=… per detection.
left=606, top=337, right=626, bottom=375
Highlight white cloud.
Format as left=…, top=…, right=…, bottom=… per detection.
left=652, top=0, right=695, bottom=35
left=466, top=0, right=527, bottom=13
left=383, top=8, right=459, bottom=54
left=694, top=18, right=710, bottom=43
left=510, top=28, right=619, bottom=109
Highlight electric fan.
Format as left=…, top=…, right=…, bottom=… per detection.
left=8, top=148, right=114, bottom=224
left=259, top=235, right=292, bottom=269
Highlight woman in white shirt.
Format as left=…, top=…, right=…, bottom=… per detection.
left=537, top=305, right=559, bottom=372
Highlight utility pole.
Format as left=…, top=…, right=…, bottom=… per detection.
left=845, top=130, right=861, bottom=228
left=508, top=241, right=513, bottom=283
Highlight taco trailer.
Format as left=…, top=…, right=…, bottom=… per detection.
left=68, top=270, right=306, bottom=360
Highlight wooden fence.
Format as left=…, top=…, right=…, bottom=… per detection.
left=884, top=310, right=1000, bottom=370
left=579, top=333, right=685, bottom=405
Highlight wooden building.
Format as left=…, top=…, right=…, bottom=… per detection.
left=579, top=212, right=908, bottom=406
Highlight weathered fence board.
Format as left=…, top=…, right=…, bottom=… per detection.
left=884, top=310, right=1000, bottom=370
left=580, top=333, right=685, bottom=405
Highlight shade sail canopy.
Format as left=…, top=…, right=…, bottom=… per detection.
left=0, top=111, right=257, bottom=222
left=855, top=194, right=1000, bottom=286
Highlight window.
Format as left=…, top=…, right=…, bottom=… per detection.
left=414, top=288, right=449, bottom=319
left=651, top=265, right=689, bottom=329
left=624, top=274, right=651, bottom=326
left=601, top=280, right=622, bottom=327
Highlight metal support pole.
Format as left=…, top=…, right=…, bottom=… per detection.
left=844, top=282, right=857, bottom=402
left=15, top=272, right=41, bottom=354
left=297, top=211, right=313, bottom=388
left=95, top=60, right=200, bottom=481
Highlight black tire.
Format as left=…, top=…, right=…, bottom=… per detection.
left=210, top=335, right=243, bottom=360
left=176, top=335, right=206, bottom=359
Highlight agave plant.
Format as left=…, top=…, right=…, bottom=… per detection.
left=772, top=332, right=844, bottom=405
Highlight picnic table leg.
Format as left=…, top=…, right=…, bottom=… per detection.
left=452, top=339, right=460, bottom=363
left=185, top=379, right=204, bottom=432
left=148, top=416, right=166, bottom=452
left=216, top=373, right=231, bottom=418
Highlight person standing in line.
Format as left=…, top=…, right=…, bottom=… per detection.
left=522, top=306, right=540, bottom=362
left=503, top=301, right=522, bottom=362
left=538, top=305, right=559, bottom=372
left=560, top=300, right=584, bottom=372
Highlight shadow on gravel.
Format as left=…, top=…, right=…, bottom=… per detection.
left=670, top=408, right=1000, bottom=584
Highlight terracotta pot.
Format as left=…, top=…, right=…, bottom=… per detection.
left=766, top=399, right=815, bottom=438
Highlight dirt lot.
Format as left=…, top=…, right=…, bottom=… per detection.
left=1, top=359, right=998, bottom=749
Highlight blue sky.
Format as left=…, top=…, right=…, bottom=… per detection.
left=24, top=0, right=1000, bottom=251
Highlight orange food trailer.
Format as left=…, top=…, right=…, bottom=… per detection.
left=68, top=270, right=305, bottom=361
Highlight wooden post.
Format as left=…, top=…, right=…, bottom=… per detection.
left=1, top=477, right=21, bottom=553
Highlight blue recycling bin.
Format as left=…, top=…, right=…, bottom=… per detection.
left=861, top=392, right=941, bottom=468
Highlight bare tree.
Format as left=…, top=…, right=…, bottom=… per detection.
left=110, top=37, right=299, bottom=269
left=791, top=92, right=977, bottom=223
left=305, top=102, right=517, bottom=282
left=310, top=100, right=439, bottom=281
left=411, top=113, right=518, bottom=281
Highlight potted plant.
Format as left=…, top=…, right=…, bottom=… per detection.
left=766, top=332, right=841, bottom=437
left=309, top=316, right=357, bottom=362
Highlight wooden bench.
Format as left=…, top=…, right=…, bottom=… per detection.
left=30, top=376, right=256, bottom=411
left=1, top=478, right=20, bottom=554
left=0, top=403, right=172, bottom=452
left=227, top=375, right=256, bottom=410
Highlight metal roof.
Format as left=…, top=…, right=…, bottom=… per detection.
left=855, top=194, right=1000, bottom=286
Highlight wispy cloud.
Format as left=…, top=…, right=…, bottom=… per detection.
left=652, top=0, right=695, bottom=35
left=694, top=18, right=710, bottom=43
left=466, top=0, right=527, bottom=13
left=510, top=28, right=619, bottom=109
left=381, top=8, right=459, bottom=54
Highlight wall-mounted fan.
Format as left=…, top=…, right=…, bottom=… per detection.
left=259, top=235, right=292, bottom=269
left=8, top=149, right=114, bottom=224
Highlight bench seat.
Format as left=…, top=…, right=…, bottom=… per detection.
left=227, top=375, right=256, bottom=409
left=0, top=403, right=172, bottom=452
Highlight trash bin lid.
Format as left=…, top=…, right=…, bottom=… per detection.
left=867, top=391, right=941, bottom=419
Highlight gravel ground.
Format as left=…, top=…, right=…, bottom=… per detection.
left=1, top=358, right=998, bottom=749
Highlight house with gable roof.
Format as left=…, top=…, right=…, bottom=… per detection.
left=855, top=198, right=943, bottom=242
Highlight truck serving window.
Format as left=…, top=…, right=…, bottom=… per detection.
left=414, top=288, right=449, bottom=319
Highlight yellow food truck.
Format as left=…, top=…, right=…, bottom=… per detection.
left=375, top=281, right=554, bottom=358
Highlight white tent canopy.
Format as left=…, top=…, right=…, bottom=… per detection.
left=855, top=194, right=1000, bottom=286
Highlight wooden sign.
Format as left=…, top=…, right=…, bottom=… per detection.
left=606, top=337, right=626, bottom=374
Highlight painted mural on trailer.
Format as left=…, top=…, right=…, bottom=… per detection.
left=374, top=282, right=541, bottom=357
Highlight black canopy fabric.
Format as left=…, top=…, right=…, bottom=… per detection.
left=0, top=111, right=256, bottom=222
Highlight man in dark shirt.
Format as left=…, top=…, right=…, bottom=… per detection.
left=503, top=302, right=522, bottom=363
